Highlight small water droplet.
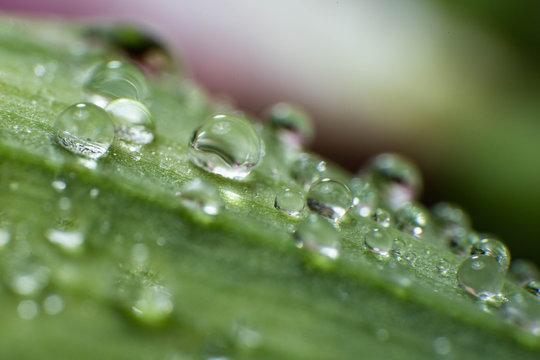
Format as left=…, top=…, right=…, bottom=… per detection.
left=436, top=258, right=451, bottom=275
left=364, top=227, right=393, bottom=257
left=9, top=264, right=50, bottom=296
left=307, top=179, right=352, bottom=220
left=447, top=229, right=477, bottom=256
left=290, top=153, right=327, bottom=187
left=177, top=179, right=221, bottom=215
left=131, top=243, right=149, bottom=263
left=0, top=228, right=11, bottom=248
left=45, top=229, right=85, bottom=253
left=295, top=215, right=340, bottom=259
left=525, top=281, right=540, bottom=297
left=375, top=328, right=389, bottom=342
left=89, top=188, right=100, bottom=198
left=366, top=153, right=422, bottom=209
left=392, top=237, right=407, bottom=260
left=470, top=236, right=510, bottom=271
left=266, top=102, right=314, bottom=149
left=58, top=197, right=72, bottom=211
left=51, top=180, right=67, bottom=192
left=457, top=255, right=505, bottom=302
left=17, top=299, right=39, bottom=320
left=53, top=103, right=114, bottom=159
left=131, top=285, right=174, bottom=325
left=432, top=202, right=471, bottom=229
left=372, top=208, right=392, bottom=227
left=433, top=336, right=452, bottom=355
left=84, top=60, right=150, bottom=104
left=43, top=294, right=65, bottom=315
left=33, top=63, right=46, bottom=77
left=274, top=188, right=305, bottom=216
left=105, top=98, right=154, bottom=145
left=395, top=203, right=428, bottom=237
left=189, top=114, right=263, bottom=180
left=349, top=178, right=378, bottom=217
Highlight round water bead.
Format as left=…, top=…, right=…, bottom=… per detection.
left=395, top=203, right=429, bottom=237
left=84, top=60, right=150, bottom=103
left=470, top=236, right=510, bottom=271
left=366, top=153, right=422, bottom=209
left=432, top=202, right=471, bottom=229
left=447, top=229, right=478, bottom=256
left=105, top=98, right=154, bottom=145
left=307, top=178, right=352, bottom=221
left=189, top=114, right=263, bottom=180
left=176, top=178, right=221, bottom=216
left=131, top=284, right=174, bottom=325
left=457, top=255, right=505, bottom=301
left=525, top=281, right=540, bottom=297
left=266, top=102, right=314, bottom=149
left=295, top=215, right=340, bottom=259
left=274, top=188, right=305, bottom=216
left=290, top=153, right=327, bottom=187
left=372, top=208, right=392, bottom=227
left=364, top=227, right=393, bottom=256
left=349, top=177, right=378, bottom=217
left=53, top=103, right=114, bottom=159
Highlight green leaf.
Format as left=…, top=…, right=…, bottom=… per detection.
left=0, top=15, right=539, bottom=360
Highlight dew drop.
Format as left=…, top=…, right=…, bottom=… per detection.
left=470, top=236, right=510, bottom=271
left=17, top=299, right=39, bottom=320
left=105, top=98, right=154, bottom=145
left=176, top=179, right=221, bottom=215
left=9, top=265, right=50, bottom=296
left=274, top=188, right=305, bottom=216
left=432, top=202, right=471, bottom=229
left=89, top=188, right=100, bottom=198
left=525, top=281, right=540, bottom=297
left=131, top=285, right=174, bottom=325
left=395, top=203, right=428, bottom=237
left=457, top=255, right=505, bottom=301
left=53, top=103, right=114, bottom=159
left=349, top=178, right=378, bottom=217
left=307, top=178, right=352, bottom=221
left=366, top=153, right=422, bottom=209
left=433, top=336, right=452, bottom=355
left=372, top=208, right=392, bottom=227
left=131, top=243, right=149, bottom=263
left=295, top=215, right=340, bottom=259
left=447, top=229, right=478, bottom=256
left=364, top=227, right=393, bottom=257
left=290, top=153, right=327, bottom=187
left=84, top=60, right=150, bottom=104
left=45, top=229, right=85, bottom=253
left=43, top=294, right=65, bottom=315
left=436, top=258, right=451, bottom=275
left=51, top=180, right=67, bottom=192
left=0, top=228, right=11, bottom=248
left=189, top=114, right=263, bottom=180
left=509, top=259, right=539, bottom=285
left=265, top=102, right=314, bottom=149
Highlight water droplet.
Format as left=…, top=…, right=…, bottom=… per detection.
left=525, top=281, right=540, bottom=297
left=131, top=285, right=174, bottom=325
left=189, top=114, right=263, bottom=180
left=395, top=203, right=428, bottom=237
left=470, top=236, right=510, bottom=271
left=432, top=202, right=471, bottom=229
left=89, top=188, right=100, bottom=198
left=364, top=227, right=393, bottom=257
left=290, top=153, right=327, bottom=187
left=33, top=63, right=46, bottom=77
left=43, top=294, right=65, bottom=315
left=375, top=328, right=389, bottom=342
left=274, top=188, right=305, bottom=216
left=105, top=98, right=154, bottom=145
left=366, top=153, right=422, bottom=209
left=266, top=102, right=313, bottom=149
left=372, top=208, right=392, bottom=227
left=53, top=103, right=114, bottom=159
left=436, top=258, right=451, bottom=275
left=457, top=255, right=505, bottom=301
left=0, top=228, right=11, bottom=248
left=131, top=243, right=149, bottom=263
left=18, top=299, right=39, bottom=320
left=45, top=229, right=85, bottom=253
left=295, top=215, right=340, bottom=259
left=307, top=179, right=352, bottom=220
left=9, top=265, right=50, bottom=296
left=51, top=180, right=66, bottom=192
left=176, top=179, right=221, bottom=215
left=509, top=259, right=539, bottom=285
left=84, top=60, right=150, bottom=104
left=447, top=229, right=478, bottom=256
left=433, top=336, right=452, bottom=355
left=349, top=178, right=378, bottom=217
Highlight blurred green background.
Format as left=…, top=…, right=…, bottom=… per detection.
left=1, top=0, right=539, bottom=263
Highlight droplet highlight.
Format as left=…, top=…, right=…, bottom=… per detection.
left=457, top=255, right=505, bottom=302
left=105, top=98, right=154, bottom=145
left=470, top=236, right=510, bottom=271
left=274, top=188, right=305, bottom=216
left=364, top=227, right=393, bottom=257
left=307, top=178, right=352, bottom=221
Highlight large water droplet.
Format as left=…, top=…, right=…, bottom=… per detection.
left=176, top=179, right=221, bottom=215
left=131, top=284, right=174, bottom=325
left=307, top=179, right=352, bottom=221
left=364, top=227, right=393, bottom=257
left=395, top=203, right=428, bottom=237
left=295, top=215, right=340, bottom=259
left=189, top=114, right=263, bottom=180
left=274, top=188, right=305, bottom=216
left=105, top=98, right=154, bottom=145
left=266, top=102, right=313, bottom=149
left=349, top=178, right=378, bottom=217
left=470, top=236, right=510, bottom=271
left=366, top=153, right=422, bottom=209
left=457, top=255, right=505, bottom=301
left=84, top=60, right=150, bottom=104
left=53, top=103, right=114, bottom=159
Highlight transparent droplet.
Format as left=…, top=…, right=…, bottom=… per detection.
left=51, top=180, right=67, bottom=192
left=274, top=188, right=305, bottom=216
left=433, top=336, right=452, bottom=356
left=525, top=281, right=540, bottom=297
left=8, top=264, right=50, bottom=296
left=372, top=208, right=392, bottom=227
left=509, top=259, right=539, bottom=285
left=0, top=228, right=11, bottom=248
left=470, top=236, right=510, bottom=271
left=307, top=179, right=352, bottom=221
left=104, top=98, right=154, bottom=145
left=436, top=258, right=451, bottom=275
left=53, top=103, right=114, bottom=159
left=131, top=243, right=149, bottom=263
left=45, top=229, right=85, bottom=253
left=395, top=203, right=428, bottom=237
left=189, top=114, right=263, bottom=180
left=43, top=294, right=65, bottom=315
left=84, top=60, right=150, bottom=104
left=266, top=102, right=314, bottom=149
left=349, top=178, right=378, bottom=217
left=295, top=215, right=340, bottom=259
left=364, top=227, right=393, bottom=257
left=290, top=153, right=327, bottom=187
left=366, top=153, right=422, bottom=209
left=176, top=179, right=221, bottom=215
left=131, top=285, right=174, bottom=325
left=448, top=229, right=478, bottom=256
left=17, top=299, right=39, bottom=320
left=457, top=255, right=505, bottom=301
left=432, top=202, right=471, bottom=229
